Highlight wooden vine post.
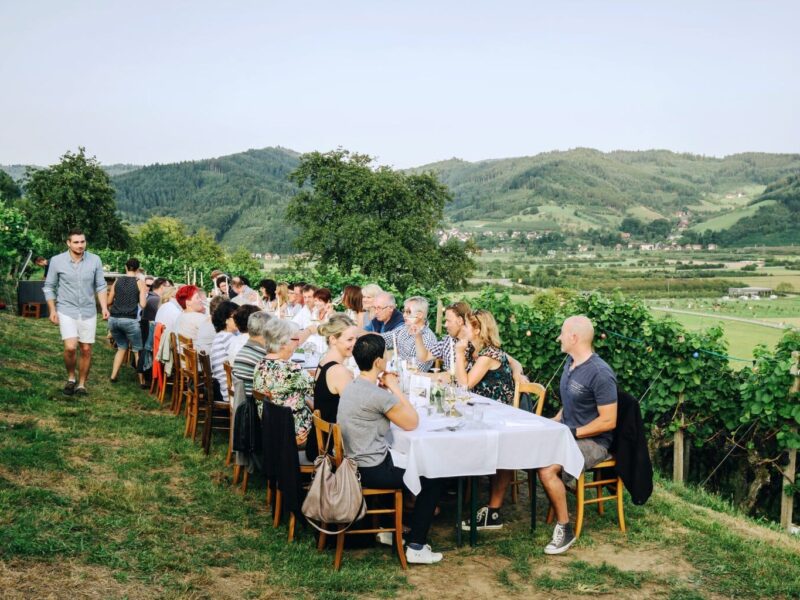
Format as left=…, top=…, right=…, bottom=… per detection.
left=434, top=299, right=444, bottom=336
left=780, top=351, right=799, bottom=531
left=673, top=394, right=686, bottom=484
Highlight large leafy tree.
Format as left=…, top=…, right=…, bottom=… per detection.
left=0, top=171, right=21, bottom=203
left=286, top=150, right=475, bottom=291
left=134, top=216, right=226, bottom=266
left=24, top=147, right=131, bottom=249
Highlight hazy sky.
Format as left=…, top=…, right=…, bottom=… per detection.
left=1, top=1, right=798, bottom=168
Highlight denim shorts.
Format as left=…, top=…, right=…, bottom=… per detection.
left=109, top=317, right=143, bottom=351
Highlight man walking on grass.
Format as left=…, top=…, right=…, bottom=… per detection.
left=43, top=228, right=109, bottom=397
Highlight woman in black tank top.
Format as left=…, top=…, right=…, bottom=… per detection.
left=108, top=258, right=147, bottom=383
left=306, top=314, right=359, bottom=461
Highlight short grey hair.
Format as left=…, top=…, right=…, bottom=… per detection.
left=263, top=317, right=298, bottom=353
left=247, top=311, right=272, bottom=337
left=375, top=291, right=396, bottom=308
left=404, top=296, right=429, bottom=317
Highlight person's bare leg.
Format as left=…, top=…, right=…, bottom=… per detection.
left=488, top=469, right=514, bottom=508
left=539, top=465, right=569, bottom=523
left=78, top=343, right=93, bottom=387
left=132, top=351, right=144, bottom=384
left=64, top=339, right=78, bottom=381
left=110, top=348, right=126, bottom=380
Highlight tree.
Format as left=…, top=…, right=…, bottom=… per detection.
left=23, top=147, right=131, bottom=249
left=0, top=171, right=21, bottom=203
left=286, top=150, right=475, bottom=291
left=0, top=200, right=44, bottom=305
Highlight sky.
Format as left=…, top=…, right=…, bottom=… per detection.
left=1, top=1, right=798, bottom=169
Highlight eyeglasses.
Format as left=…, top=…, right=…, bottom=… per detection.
left=374, top=306, right=390, bottom=312
left=402, top=309, right=417, bottom=316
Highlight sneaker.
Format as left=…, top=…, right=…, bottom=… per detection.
left=405, top=544, right=443, bottom=564
left=376, top=532, right=405, bottom=546
left=460, top=506, right=503, bottom=531
left=544, top=522, right=576, bottom=555
left=74, top=386, right=88, bottom=397
left=62, top=380, right=76, bottom=396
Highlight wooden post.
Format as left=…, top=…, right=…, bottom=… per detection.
left=683, top=434, right=691, bottom=482
left=434, top=299, right=444, bottom=335
left=673, top=405, right=685, bottom=484
left=780, top=351, right=799, bottom=531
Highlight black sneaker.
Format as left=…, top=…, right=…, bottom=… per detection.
left=460, top=506, right=503, bottom=531
left=63, top=380, right=76, bottom=396
left=74, top=386, right=88, bottom=397
left=544, top=522, right=576, bottom=555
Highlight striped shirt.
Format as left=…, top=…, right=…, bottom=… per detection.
left=211, top=331, right=235, bottom=401
left=43, top=250, right=107, bottom=319
left=380, top=325, right=438, bottom=372
left=232, top=340, right=267, bottom=400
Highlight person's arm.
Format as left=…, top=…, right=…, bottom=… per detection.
left=43, top=258, right=59, bottom=325
left=508, top=354, right=528, bottom=383
left=137, top=279, right=148, bottom=308
left=454, top=340, right=500, bottom=389
left=574, top=403, right=617, bottom=439
left=107, top=280, right=116, bottom=306
left=94, top=259, right=109, bottom=319
left=382, top=373, right=419, bottom=430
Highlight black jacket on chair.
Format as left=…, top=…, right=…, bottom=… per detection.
left=609, top=388, right=653, bottom=505
left=262, top=401, right=302, bottom=515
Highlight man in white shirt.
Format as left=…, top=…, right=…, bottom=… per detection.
left=291, top=284, right=317, bottom=329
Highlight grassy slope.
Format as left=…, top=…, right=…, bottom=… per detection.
left=1, top=312, right=799, bottom=599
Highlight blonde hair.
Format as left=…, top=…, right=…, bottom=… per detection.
left=361, top=283, right=383, bottom=299
left=468, top=309, right=502, bottom=348
left=275, top=282, right=290, bottom=306
left=160, top=286, right=177, bottom=306
left=318, top=313, right=356, bottom=341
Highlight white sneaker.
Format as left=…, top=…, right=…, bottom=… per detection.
left=543, top=522, right=576, bottom=555
left=405, top=544, right=443, bottom=564
left=376, top=532, right=404, bottom=546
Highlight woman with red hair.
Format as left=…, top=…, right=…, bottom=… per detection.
left=174, top=285, right=208, bottom=342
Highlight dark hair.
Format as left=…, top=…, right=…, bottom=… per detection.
left=212, top=300, right=239, bottom=332
left=66, top=228, right=84, bottom=240
left=175, top=285, right=200, bottom=309
left=233, top=305, right=260, bottom=334
left=302, top=283, right=318, bottom=294
left=151, top=277, right=169, bottom=291
left=313, top=287, right=332, bottom=304
left=352, top=334, right=386, bottom=371
left=258, top=278, right=277, bottom=301
left=234, top=275, right=250, bottom=287
left=291, top=281, right=306, bottom=290
left=342, top=285, right=363, bottom=312
left=445, top=301, right=471, bottom=324
left=125, top=257, right=140, bottom=272
left=215, top=275, right=230, bottom=289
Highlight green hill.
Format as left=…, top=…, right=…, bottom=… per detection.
left=1, top=163, right=141, bottom=181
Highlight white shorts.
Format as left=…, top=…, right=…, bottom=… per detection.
left=58, top=313, right=98, bottom=344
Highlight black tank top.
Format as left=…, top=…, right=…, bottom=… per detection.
left=110, top=276, right=140, bottom=318
left=306, top=361, right=341, bottom=461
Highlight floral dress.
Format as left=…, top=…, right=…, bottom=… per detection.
left=466, top=344, right=515, bottom=405
left=252, top=358, right=314, bottom=437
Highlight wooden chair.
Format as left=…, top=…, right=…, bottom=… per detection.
left=547, top=457, right=626, bottom=538
left=166, top=333, right=183, bottom=411
left=510, top=381, right=546, bottom=505
left=172, top=335, right=194, bottom=416
left=197, top=351, right=231, bottom=454
left=21, top=303, right=42, bottom=318
left=180, top=346, right=202, bottom=438
left=258, top=393, right=315, bottom=542
left=229, top=373, right=249, bottom=493
left=223, top=361, right=235, bottom=468
left=312, top=412, right=407, bottom=570
left=149, top=323, right=166, bottom=396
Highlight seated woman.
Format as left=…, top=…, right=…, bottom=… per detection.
left=341, top=285, right=367, bottom=329
left=226, top=304, right=261, bottom=365
left=454, top=308, right=516, bottom=532
left=359, top=283, right=383, bottom=332
left=338, top=334, right=445, bottom=564
left=173, top=285, right=208, bottom=344
left=274, top=282, right=291, bottom=318
left=312, top=287, right=334, bottom=323
left=209, top=300, right=239, bottom=402
left=252, top=318, right=314, bottom=448
left=305, top=314, right=357, bottom=460
left=258, top=278, right=278, bottom=313
left=411, top=301, right=471, bottom=373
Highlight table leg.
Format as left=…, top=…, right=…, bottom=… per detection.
left=469, top=476, right=478, bottom=547
left=530, top=471, right=537, bottom=532
left=456, top=477, right=463, bottom=547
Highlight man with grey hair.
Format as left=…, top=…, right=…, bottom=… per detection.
left=232, top=311, right=272, bottom=399
left=368, top=292, right=404, bottom=333
left=378, top=296, right=438, bottom=371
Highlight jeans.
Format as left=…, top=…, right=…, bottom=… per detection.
left=358, top=453, right=444, bottom=545
left=109, top=317, right=143, bottom=351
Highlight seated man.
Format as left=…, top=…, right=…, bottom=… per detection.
left=232, top=311, right=271, bottom=400
left=538, top=315, right=617, bottom=555
left=338, top=334, right=445, bottom=564
left=231, top=275, right=260, bottom=306
left=291, top=284, right=317, bottom=329
left=368, top=292, right=404, bottom=334
left=381, top=296, right=438, bottom=371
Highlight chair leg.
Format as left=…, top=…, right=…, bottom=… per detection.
left=273, top=490, right=282, bottom=527
left=617, top=477, right=626, bottom=533
left=241, top=469, right=249, bottom=494
left=288, top=512, right=296, bottom=542
left=334, top=525, right=346, bottom=570
left=395, top=490, right=408, bottom=569
left=317, top=526, right=327, bottom=551
left=575, top=473, right=585, bottom=538
left=233, top=464, right=240, bottom=485
left=265, top=483, right=272, bottom=509
left=597, top=471, right=605, bottom=516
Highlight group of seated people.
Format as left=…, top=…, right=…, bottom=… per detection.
left=130, top=268, right=617, bottom=565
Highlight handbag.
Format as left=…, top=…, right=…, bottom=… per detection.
left=301, top=431, right=367, bottom=534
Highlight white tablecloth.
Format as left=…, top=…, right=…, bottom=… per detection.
left=389, top=395, right=585, bottom=495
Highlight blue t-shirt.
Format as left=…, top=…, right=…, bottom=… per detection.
left=560, top=353, right=617, bottom=449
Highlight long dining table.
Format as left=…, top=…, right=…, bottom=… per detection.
left=388, top=392, right=584, bottom=546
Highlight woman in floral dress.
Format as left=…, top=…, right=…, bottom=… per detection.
left=252, top=318, right=314, bottom=448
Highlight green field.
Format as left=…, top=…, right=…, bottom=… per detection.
left=690, top=200, right=777, bottom=232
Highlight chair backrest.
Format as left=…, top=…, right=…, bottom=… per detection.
left=183, top=346, right=199, bottom=387
left=169, top=332, right=181, bottom=377
left=312, top=410, right=343, bottom=468
left=198, top=351, right=215, bottom=406
left=222, top=361, right=234, bottom=402
left=513, top=381, right=546, bottom=415
left=252, top=389, right=273, bottom=403
left=177, top=333, right=194, bottom=349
